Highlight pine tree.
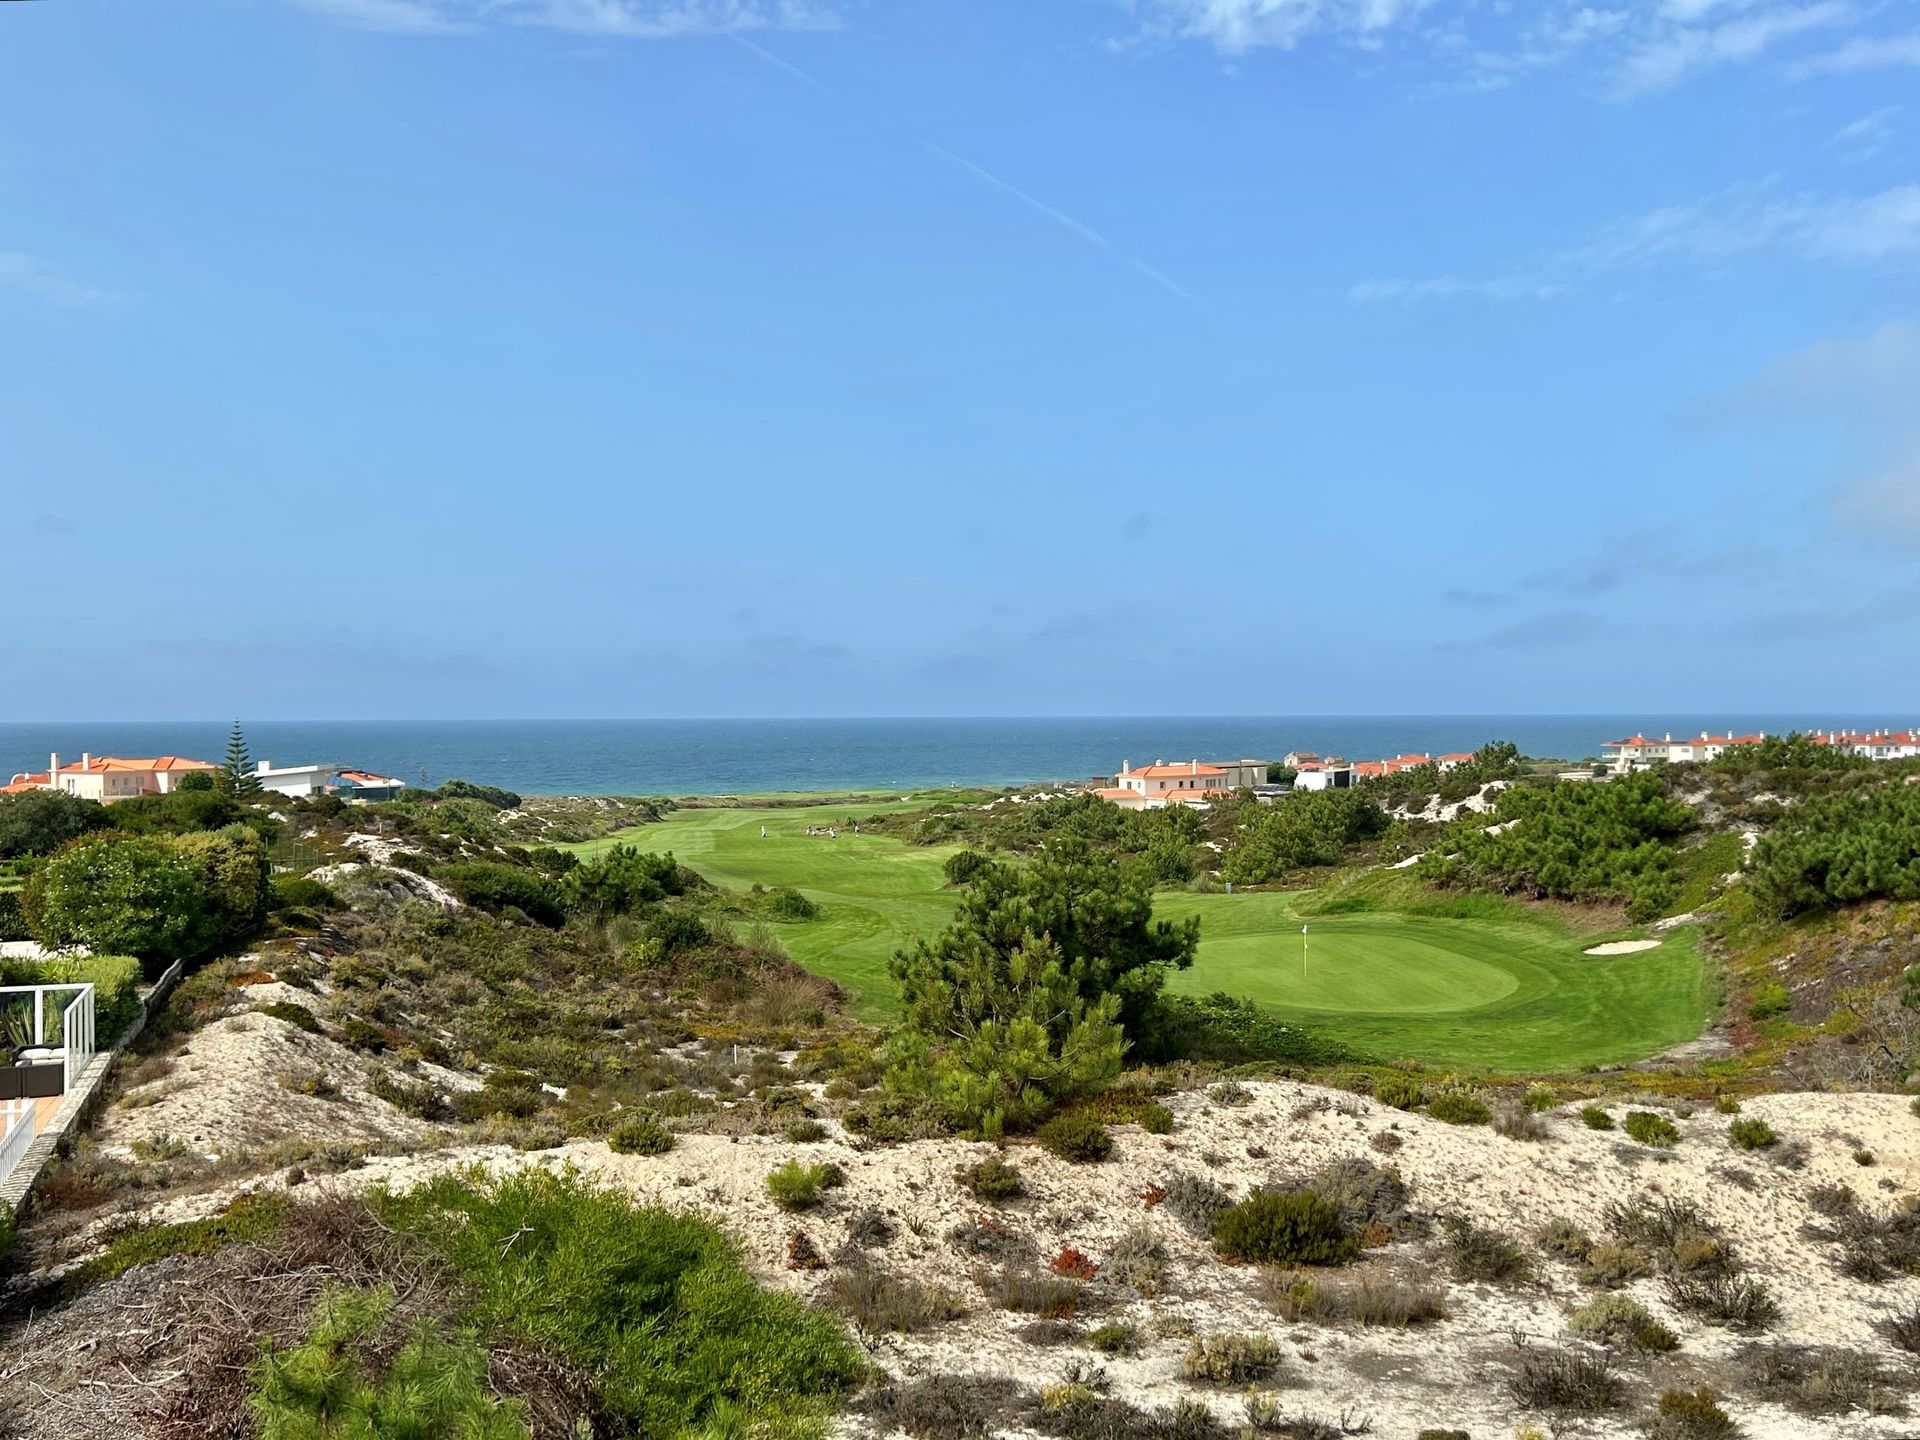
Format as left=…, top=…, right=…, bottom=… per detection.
left=219, top=720, right=262, bottom=795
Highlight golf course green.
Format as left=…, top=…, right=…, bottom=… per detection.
left=564, top=800, right=1711, bottom=1074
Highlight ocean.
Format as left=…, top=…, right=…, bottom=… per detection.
left=1, top=716, right=1908, bottom=798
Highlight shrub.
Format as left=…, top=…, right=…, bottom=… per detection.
left=855, top=1375, right=1022, bottom=1440
left=956, top=1152, right=1026, bottom=1201
left=1211, top=1190, right=1358, bottom=1266
left=1745, top=1344, right=1908, bottom=1416
left=1713, top=1094, right=1741, bottom=1114
left=1443, top=1216, right=1531, bottom=1284
left=247, top=1285, right=528, bottom=1440
left=270, top=875, right=337, bottom=914
left=25, top=832, right=216, bottom=964
left=943, top=849, right=991, bottom=886
left=1508, top=1344, right=1625, bottom=1412
left=785, top=1118, right=829, bottom=1143
left=766, top=1160, right=844, bottom=1211
left=1729, top=1117, right=1776, bottom=1150
left=276, top=1068, right=340, bottom=1099
left=0, top=789, right=109, bottom=860
left=1265, top=1270, right=1445, bottom=1327
left=1650, top=1387, right=1737, bottom=1440
left=1037, top=1111, right=1113, bottom=1163
left=1163, top=1172, right=1234, bottom=1236
left=1580, top=1243, right=1654, bottom=1289
left=1427, top=1091, right=1491, bottom=1126
left=1580, top=1105, right=1615, bottom=1130
left=1624, top=1111, right=1680, bottom=1147
left=259, top=1000, right=321, bottom=1033
left=1137, top=1101, right=1175, bottom=1133
left=1493, top=1103, right=1549, bottom=1141
left=1522, top=1086, right=1558, bottom=1112
left=1665, top=1271, right=1780, bottom=1332
left=607, top=1114, right=675, bottom=1156
left=439, top=863, right=564, bottom=927
left=985, top=1265, right=1083, bottom=1318
left=65, top=1193, right=290, bottom=1289
left=1088, top=1322, right=1139, bottom=1354
left=1883, top=1304, right=1920, bottom=1353
left=374, top=1167, right=863, bottom=1436
left=1568, top=1294, right=1679, bottom=1353
left=1373, top=1074, right=1425, bottom=1109
left=1536, top=1216, right=1591, bottom=1259
left=1179, top=1331, right=1282, bottom=1384
left=826, top=1263, right=965, bottom=1334
left=1209, top=1080, right=1253, bottom=1107
left=1102, top=1224, right=1167, bottom=1296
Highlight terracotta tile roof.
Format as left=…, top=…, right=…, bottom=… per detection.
left=1120, top=761, right=1227, bottom=778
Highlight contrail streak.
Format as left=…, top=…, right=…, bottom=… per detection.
left=920, top=142, right=1192, bottom=300
left=728, top=38, right=1191, bottom=301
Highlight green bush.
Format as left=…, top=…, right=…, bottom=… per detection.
left=1137, top=1101, right=1174, bottom=1134
left=1155, top=991, right=1354, bottom=1067
left=1427, top=1091, right=1491, bottom=1126
left=259, top=1001, right=322, bottom=1033
left=1374, top=1074, right=1426, bottom=1109
left=375, top=1167, right=862, bottom=1436
left=942, top=849, right=991, bottom=886
left=249, top=1285, right=528, bottom=1440
left=561, top=845, right=689, bottom=919
left=0, top=891, right=26, bottom=941
left=1211, top=1190, right=1358, bottom=1266
left=1729, top=1117, right=1776, bottom=1150
left=1624, top=1111, right=1680, bottom=1148
left=1580, top=1105, right=1615, bottom=1130
left=1746, top=982, right=1792, bottom=1021
left=1651, top=1387, right=1737, bottom=1440
left=0, top=789, right=110, bottom=859
left=440, top=863, right=564, bottom=927
left=956, top=1152, right=1026, bottom=1201
left=606, top=1115, right=676, bottom=1156
left=766, top=1160, right=844, bottom=1211
left=66, top=1193, right=289, bottom=1290
left=270, top=876, right=337, bottom=914
left=26, top=832, right=214, bottom=965
left=1037, top=1111, right=1113, bottom=1163
left=767, top=886, right=818, bottom=921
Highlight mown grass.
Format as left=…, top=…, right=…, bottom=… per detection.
left=566, top=802, right=1711, bottom=1072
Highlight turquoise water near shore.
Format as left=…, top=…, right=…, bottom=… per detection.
left=1, top=715, right=1903, bottom=797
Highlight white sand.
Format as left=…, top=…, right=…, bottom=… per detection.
left=1585, top=939, right=1663, bottom=955
left=124, top=1077, right=1920, bottom=1440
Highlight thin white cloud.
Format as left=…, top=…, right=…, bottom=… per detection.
left=1133, top=0, right=1434, bottom=54
left=0, top=252, right=116, bottom=307
left=492, top=0, right=838, bottom=38
left=1831, top=105, right=1901, bottom=163
left=1613, top=0, right=1853, bottom=93
left=1352, top=181, right=1920, bottom=303
left=1133, top=0, right=1889, bottom=98
left=287, top=0, right=838, bottom=36
left=921, top=142, right=1193, bottom=300
left=1793, top=29, right=1920, bottom=72
left=1695, top=321, right=1920, bottom=548
left=288, top=0, right=467, bottom=33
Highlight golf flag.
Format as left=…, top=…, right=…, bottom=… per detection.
left=1301, top=925, right=1308, bottom=934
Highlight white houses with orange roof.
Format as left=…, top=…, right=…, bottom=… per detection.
left=2, top=752, right=217, bottom=803
left=1092, top=759, right=1229, bottom=809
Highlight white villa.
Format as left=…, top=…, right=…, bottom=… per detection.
left=1093, top=759, right=1229, bottom=809
left=2, top=752, right=217, bottom=803
left=1602, top=729, right=1920, bottom=772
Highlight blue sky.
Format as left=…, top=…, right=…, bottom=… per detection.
left=3, top=0, right=1916, bottom=720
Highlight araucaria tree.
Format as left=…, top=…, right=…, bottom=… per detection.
left=219, top=720, right=262, bottom=795
left=884, top=840, right=1199, bottom=1135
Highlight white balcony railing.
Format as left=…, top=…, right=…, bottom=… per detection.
left=1, top=981, right=97, bottom=1091
left=0, top=1100, right=33, bottom=1188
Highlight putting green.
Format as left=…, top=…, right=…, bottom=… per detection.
left=564, top=801, right=1711, bottom=1074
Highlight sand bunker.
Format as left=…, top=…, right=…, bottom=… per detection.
left=1584, top=938, right=1662, bottom=955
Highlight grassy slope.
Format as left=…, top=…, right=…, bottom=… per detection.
left=565, top=800, right=954, bottom=1019
left=565, top=801, right=1711, bottom=1073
